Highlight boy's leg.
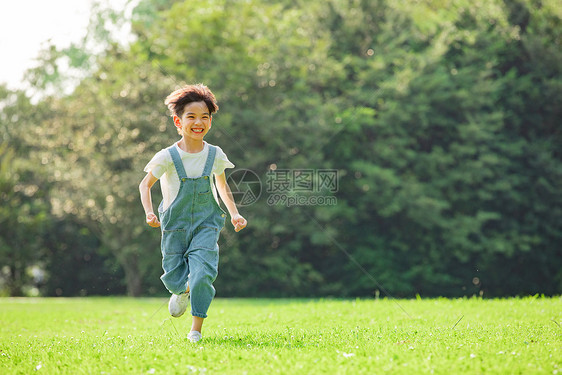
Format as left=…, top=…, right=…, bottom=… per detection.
left=160, top=251, right=192, bottom=317
left=186, top=246, right=219, bottom=322
left=192, top=316, right=204, bottom=332
left=160, top=232, right=190, bottom=295
left=187, top=316, right=204, bottom=343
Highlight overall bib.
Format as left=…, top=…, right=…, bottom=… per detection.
left=158, top=145, right=226, bottom=318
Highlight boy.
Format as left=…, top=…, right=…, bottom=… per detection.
left=139, top=84, right=247, bottom=343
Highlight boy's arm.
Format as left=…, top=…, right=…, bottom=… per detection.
left=215, top=172, right=247, bottom=232
left=139, top=172, right=160, bottom=228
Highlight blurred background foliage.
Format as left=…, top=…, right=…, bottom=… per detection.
left=0, top=0, right=560, bottom=297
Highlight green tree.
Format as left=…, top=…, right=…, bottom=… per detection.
left=0, top=87, right=51, bottom=295
left=6, top=0, right=560, bottom=298
left=323, top=0, right=562, bottom=296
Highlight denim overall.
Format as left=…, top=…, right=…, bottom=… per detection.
left=158, top=145, right=226, bottom=318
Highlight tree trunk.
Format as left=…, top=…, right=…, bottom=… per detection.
left=7, top=266, right=24, bottom=296
left=121, top=254, right=143, bottom=297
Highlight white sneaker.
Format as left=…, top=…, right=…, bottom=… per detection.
left=168, top=292, right=189, bottom=317
left=187, top=330, right=202, bottom=343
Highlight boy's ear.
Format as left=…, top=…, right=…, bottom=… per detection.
left=173, top=115, right=181, bottom=129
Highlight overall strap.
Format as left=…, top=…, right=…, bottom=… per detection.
left=202, top=145, right=217, bottom=177
left=167, top=146, right=188, bottom=180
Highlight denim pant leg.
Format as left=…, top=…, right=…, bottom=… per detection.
left=160, top=229, right=189, bottom=295
left=187, top=245, right=219, bottom=318
left=160, top=253, right=190, bottom=295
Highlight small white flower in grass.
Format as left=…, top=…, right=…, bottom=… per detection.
left=342, top=352, right=355, bottom=358
left=470, top=354, right=476, bottom=359
left=147, top=369, right=156, bottom=374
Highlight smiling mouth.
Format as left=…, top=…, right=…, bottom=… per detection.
left=191, top=128, right=204, bottom=133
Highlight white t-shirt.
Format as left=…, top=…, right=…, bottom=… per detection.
left=144, top=141, right=234, bottom=212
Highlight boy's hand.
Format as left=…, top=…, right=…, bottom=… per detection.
left=146, top=212, right=160, bottom=228
left=231, top=214, right=247, bottom=232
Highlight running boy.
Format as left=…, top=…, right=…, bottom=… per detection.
left=139, top=84, right=247, bottom=343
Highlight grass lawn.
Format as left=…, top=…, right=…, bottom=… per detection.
left=0, top=296, right=560, bottom=374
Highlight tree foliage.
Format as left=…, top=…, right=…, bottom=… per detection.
left=1, top=0, right=560, bottom=297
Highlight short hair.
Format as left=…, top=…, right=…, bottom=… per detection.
left=164, top=84, right=219, bottom=118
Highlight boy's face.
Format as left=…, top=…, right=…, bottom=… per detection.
left=174, top=101, right=212, bottom=141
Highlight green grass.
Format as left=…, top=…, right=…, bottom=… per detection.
left=0, top=297, right=560, bottom=374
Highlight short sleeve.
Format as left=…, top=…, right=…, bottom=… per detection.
left=212, top=146, right=235, bottom=176
left=143, top=149, right=171, bottom=179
